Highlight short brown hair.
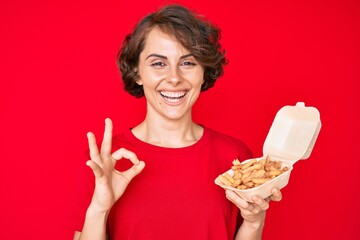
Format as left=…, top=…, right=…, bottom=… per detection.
left=117, top=4, right=227, bottom=98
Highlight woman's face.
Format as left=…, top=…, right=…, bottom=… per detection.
left=137, top=28, right=204, bottom=121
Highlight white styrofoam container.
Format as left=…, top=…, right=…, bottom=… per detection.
left=215, top=102, right=321, bottom=202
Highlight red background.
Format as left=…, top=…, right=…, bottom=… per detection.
left=0, top=0, right=359, bottom=239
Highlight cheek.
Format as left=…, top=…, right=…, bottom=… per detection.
left=183, top=69, right=204, bottom=84
left=194, top=71, right=205, bottom=87
left=142, top=67, right=165, bottom=81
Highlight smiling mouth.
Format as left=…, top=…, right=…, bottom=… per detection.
left=159, top=91, right=187, bottom=103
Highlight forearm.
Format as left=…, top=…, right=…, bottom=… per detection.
left=77, top=205, right=109, bottom=240
left=235, top=218, right=265, bottom=240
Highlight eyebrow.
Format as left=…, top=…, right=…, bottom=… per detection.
left=145, top=53, right=194, bottom=60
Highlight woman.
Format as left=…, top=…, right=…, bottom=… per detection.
left=73, top=4, right=282, bottom=240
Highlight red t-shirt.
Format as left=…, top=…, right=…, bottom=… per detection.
left=72, top=127, right=252, bottom=240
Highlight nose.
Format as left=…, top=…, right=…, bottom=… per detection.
left=168, top=67, right=182, bottom=86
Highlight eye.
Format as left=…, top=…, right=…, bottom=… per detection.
left=151, top=61, right=166, bottom=68
left=181, top=61, right=197, bottom=67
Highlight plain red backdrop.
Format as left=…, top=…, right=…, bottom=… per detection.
left=0, top=0, right=359, bottom=239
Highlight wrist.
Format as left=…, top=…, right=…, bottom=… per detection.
left=236, top=216, right=266, bottom=240
left=87, top=203, right=111, bottom=217
left=242, top=217, right=265, bottom=231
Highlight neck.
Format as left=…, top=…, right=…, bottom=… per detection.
left=132, top=111, right=203, bottom=148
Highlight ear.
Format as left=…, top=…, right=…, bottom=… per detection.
left=136, top=78, right=143, bottom=86
left=134, top=68, right=143, bottom=85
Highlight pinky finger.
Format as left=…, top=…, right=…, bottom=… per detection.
left=86, top=160, right=104, bottom=179
left=269, top=188, right=282, bottom=202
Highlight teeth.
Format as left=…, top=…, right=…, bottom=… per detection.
left=160, top=91, right=187, bottom=102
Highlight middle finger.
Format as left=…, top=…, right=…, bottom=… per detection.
left=252, top=195, right=269, bottom=210
left=101, top=118, right=113, bottom=158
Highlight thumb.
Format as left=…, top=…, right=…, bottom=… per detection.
left=122, top=161, right=145, bottom=182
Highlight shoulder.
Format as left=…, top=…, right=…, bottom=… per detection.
left=205, top=127, right=248, bottom=147
left=111, top=128, right=137, bottom=152
left=204, top=127, right=253, bottom=160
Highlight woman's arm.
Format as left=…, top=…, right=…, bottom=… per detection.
left=74, top=206, right=108, bottom=240
left=235, top=220, right=265, bottom=240
left=225, top=188, right=282, bottom=240
left=74, top=119, right=145, bottom=240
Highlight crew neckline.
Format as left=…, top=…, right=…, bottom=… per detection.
left=124, top=126, right=210, bottom=155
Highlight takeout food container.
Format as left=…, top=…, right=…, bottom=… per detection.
left=215, top=102, right=321, bottom=202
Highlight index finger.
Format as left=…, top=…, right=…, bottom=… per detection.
left=225, top=190, right=250, bottom=209
left=100, top=118, right=113, bottom=157
left=111, top=148, right=140, bottom=165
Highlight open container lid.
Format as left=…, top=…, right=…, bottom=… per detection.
left=263, top=102, right=321, bottom=164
